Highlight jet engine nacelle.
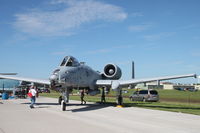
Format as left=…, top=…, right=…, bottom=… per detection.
left=103, top=64, right=122, bottom=79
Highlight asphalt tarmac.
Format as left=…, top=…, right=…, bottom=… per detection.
left=0, top=97, right=200, bottom=133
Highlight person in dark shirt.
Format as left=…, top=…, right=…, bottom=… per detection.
left=101, top=87, right=106, bottom=104
left=80, top=89, right=86, bottom=104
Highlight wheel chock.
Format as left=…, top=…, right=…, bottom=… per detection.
left=116, top=105, right=123, bottom=108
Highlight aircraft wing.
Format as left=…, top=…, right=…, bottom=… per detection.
left=96, top=73, right=197, bottom=89
left=0, top=75, right=50, bottom=85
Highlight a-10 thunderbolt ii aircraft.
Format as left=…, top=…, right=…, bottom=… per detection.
left=0, top=56, right=197, bottom=111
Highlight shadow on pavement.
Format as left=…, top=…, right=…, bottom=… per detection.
left=69, top=103, right=114, bottom=112
left=21, top=102, right=59, bottom=106
left=21, top=102, right=115, bottom=112
left=21, top=101, right=200, bottom=112
left=22, top=102, right=58, bottom=108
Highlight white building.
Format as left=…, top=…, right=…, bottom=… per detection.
left=135, top=82, right=198, bottom=90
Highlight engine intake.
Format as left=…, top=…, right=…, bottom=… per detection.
left=103, top=64, right=122, bottom=79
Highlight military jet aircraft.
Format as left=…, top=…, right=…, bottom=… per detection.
left=0, top=56, right=197, bottom=111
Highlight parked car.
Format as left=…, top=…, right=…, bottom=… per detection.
left=122, top=90, right=128, bottom=93
left=174, top=88, right=185, bottom=91
left=185, top=88, right=198, bottom=92
left=41, top=89, right=51, bottom=93
left=129, top=89, right=159, bottom=102
left=37, top=88, right=42, bottom=93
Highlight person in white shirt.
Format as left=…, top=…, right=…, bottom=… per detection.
left=29, top=86, right=37, bottom=108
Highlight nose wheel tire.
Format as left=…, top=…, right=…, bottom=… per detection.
left=61, top=100, right=66, bottom=111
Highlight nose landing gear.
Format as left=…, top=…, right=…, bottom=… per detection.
left=58, top=89, right=69, bottom=111
left=61, top=100, right=66, bottom=111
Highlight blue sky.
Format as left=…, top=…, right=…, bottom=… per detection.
left=0, top=0, right=200, bottom=83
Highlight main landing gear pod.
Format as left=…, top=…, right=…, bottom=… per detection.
left=116, top=89, right=123, bottom=108
left=111, top=81, right=123, bottom=107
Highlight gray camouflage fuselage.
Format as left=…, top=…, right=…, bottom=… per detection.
left=49, top=56, right=102, bottom=92
left=59, top=65, right=101, bottom=89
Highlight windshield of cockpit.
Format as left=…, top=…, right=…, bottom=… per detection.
left=60, top=58, right=66, bottom=66
left=60, top=56, right=79, bottom=67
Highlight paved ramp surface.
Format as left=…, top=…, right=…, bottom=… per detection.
left=0, top=97, right=200, bottom=133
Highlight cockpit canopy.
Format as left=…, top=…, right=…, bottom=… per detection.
left=60, top=56, right=80, bottom=67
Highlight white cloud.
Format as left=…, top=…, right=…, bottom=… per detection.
left=185, top=64, right=200, bottom=71
left=143, top=32, right=176, bottom=41
left=50, top=0, right=68, bottom=4
left=191, top=52, right=200, bottom=57
left=14, top=0, right=127, bottom=36
left=171, top=61, right=184, bottom=65
left=131, top=12, right=144, bottom=17
left=128, top=23, right=153, bottom=32
left=86, top=44, right=135, bottom=55
left=181, top=24, right=198, bottom=30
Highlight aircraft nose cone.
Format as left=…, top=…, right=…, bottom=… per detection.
left=49, top=74, right=57, bottom=81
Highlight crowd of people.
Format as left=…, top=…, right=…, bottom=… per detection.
left=26, top=86, right=107, bottom=109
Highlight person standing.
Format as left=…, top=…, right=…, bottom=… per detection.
left=29, top=86, right=37, bottom=108
left=101, top=87, right=106, bottom=104
left=80, top=89, right=86, bottom=104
